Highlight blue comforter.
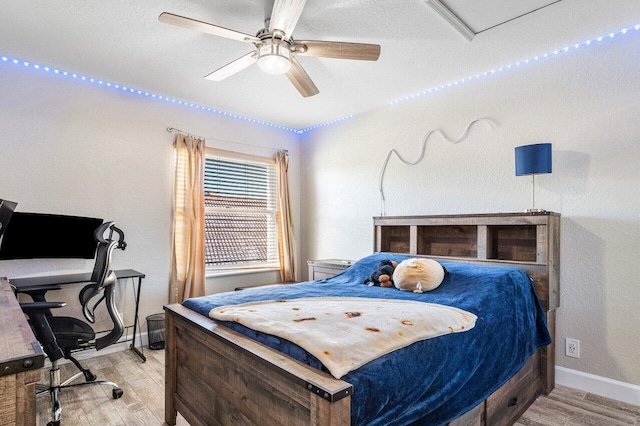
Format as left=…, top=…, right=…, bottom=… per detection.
left=183, top=253, right=551, bottom=425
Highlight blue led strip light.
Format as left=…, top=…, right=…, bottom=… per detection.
left=386, top=23, right=640, bottom=106
left=0, top=55, right=301, bottom=134
left=298, top=21, right=640, bottom=134
left=297, top=115, right=354, bottom=133
left=3, top=22, right=639, bottom=135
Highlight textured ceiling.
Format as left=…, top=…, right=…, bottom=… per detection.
left=0, top=0, right=637, bottom=129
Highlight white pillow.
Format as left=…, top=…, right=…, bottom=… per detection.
left=393, top=258, right=445, bottom=292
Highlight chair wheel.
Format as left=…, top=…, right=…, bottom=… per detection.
left=47, top=421, right=60, bottom=426
left=113, top=388, right=124, bottom=399
left=83, top=370, right=97, bottom=382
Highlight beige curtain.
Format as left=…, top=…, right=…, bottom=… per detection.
left=170, top=133, right=206, bottom=303
left=276, top=150, right=297, bottom=282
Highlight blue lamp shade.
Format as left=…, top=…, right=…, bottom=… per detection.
left=515, top=143, right=552, bottom=176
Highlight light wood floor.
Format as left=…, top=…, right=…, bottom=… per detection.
left=37, top=349, right=639, bottom=425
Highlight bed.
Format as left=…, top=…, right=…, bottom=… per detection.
left=164, top=212, right=560, bottom=426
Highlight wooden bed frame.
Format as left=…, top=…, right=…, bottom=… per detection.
left=165, top=212, right=560, bottom=426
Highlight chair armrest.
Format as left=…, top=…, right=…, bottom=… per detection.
left=15, top=285, right=63, bottom=302
left=20, top=301, right=66, bottom=312
left=15, top=284, right=63, bottom=294
left=19, top=302, right=66, bottom=362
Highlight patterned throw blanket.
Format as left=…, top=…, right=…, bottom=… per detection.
left=210, top=297, right=477, bottom=378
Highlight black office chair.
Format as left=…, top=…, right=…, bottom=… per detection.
left=18, top=221, right=127, bottom=426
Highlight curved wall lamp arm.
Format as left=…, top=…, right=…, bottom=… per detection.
left=378, top=118, right=496, bottom=216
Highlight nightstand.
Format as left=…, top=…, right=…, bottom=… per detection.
left=307, top=259, right=353, bottom=280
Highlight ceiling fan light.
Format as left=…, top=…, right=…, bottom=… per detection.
left=257, top=44, right=291, bottom=75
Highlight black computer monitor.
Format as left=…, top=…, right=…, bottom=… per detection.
left=0, top=199, right=18, bottom=242
left=0, top=212, right=103, bottom=260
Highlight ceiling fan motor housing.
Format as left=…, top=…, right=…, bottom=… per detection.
left=257, top=39, right=292, bottom=74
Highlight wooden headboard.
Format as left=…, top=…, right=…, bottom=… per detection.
left=373, top=212, right=560, bottom=393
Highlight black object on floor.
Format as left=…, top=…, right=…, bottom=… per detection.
left=146, top=313, right=165, bottom=350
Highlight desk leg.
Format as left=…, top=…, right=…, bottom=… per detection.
left=130, top=276, right=146, bottom=362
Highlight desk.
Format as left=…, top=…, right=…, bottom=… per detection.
left=0, top=277, right=44, bottom=426
left=10, top=269, right=147, bottom=362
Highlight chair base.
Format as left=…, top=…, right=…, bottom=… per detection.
left=37, top=359, right=123, bottom=425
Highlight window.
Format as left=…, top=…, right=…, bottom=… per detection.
left=203, top=150, right=279, bottom=271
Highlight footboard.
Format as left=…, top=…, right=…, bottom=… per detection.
left=164, top=303, right=352, bottom=426
left=165, top=303, right=547, bottom=426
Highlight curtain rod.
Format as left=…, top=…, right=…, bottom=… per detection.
left=167, top=127, right=288, bottom=154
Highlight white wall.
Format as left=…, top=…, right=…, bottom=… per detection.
left=300, top=31, right=640, bottom=385
left=0, top=64, right=300, bottom=329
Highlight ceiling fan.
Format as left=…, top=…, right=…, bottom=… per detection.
left=158, top=0, right=381, bottom=98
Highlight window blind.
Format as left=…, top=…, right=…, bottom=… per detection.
left=204, top=156, right=279, bottom=269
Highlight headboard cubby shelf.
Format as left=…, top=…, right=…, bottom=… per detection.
left=374, top=212, right=560, bottom=311
left=417, top=225, right=478, bottom=258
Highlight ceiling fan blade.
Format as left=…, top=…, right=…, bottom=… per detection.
left=269, top=0, right=307, bottom=39
left=286, top=55, right=319, bottom=98
left=294, top=40, right=381, bottom=61
left=159, top=12, right=260, bottom=44
left=264, top=0, right=276, bottom=22
left=204, top=51, right=258, bottom=81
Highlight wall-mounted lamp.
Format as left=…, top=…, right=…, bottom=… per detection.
left=515, top=143, right=552, bottom=213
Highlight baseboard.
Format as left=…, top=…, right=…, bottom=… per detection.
left=556, top=366, right=640, bottom=406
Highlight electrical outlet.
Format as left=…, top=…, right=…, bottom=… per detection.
left=566, top=338, right=580, bottom=358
